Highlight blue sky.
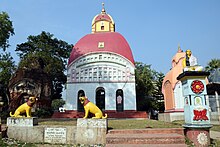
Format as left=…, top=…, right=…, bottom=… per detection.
left=0, top=0, right=220, bottom=74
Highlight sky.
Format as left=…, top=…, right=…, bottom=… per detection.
left=0, top=0, right=220, bottom=74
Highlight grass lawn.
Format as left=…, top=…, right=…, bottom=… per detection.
left=1, top=118, right=217, bottom=131
left=108, top=119, right=182, bottom=129
left=38, top=118, right=220, bottom=130
left=37, top=118, right=183, bottom=129
left=38, top=118, right=77, bottom=126
left=172, top=120, right=220, bottom=132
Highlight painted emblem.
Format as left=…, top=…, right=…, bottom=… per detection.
left=193, top=109, right=208, bottom=121
left=98, top=42, right=104, bottom=48
left=197, top=132, right=208, bottom=145
left=194, top=96, right=202, bottom=106
left=191, top=80, right=204, bottom=94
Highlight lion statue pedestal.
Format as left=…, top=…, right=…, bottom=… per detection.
left=76, top=118, right=107, bottom=144
left=7, top=117, right=38, bottom=127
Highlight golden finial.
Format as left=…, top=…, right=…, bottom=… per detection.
left=101, top=2, right=106, bottom=14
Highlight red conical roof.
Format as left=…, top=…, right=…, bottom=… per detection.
left=68, top=32, right=135, bottom=65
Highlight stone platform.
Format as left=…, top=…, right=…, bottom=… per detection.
left=76, top=118, right=107, bottom=144
left=7, top=117, right=108, bottom=145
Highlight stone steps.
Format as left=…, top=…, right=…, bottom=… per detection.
left=108, top=128, right=184, bottom=135
left=106, top=128, right=186, bottom=146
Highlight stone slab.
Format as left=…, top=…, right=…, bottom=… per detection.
left=159, top=112, right=184, bottom=122
left=7, top=117, right=38, bottom=127
left=44, top=127, right=67, bottom=144
left=76, top=118, right=108, bottom=144
left=7, top=126, right=44, bottom=143
left=7, top=125, right=77, bottom=144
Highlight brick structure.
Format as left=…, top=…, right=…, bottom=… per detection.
left=8, top=68, right=52, bottom=111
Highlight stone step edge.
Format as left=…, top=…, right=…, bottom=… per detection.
left=106, top=133, right=185, bottom=144
left=107, top=128, right=184, bottom=135
left=106, top=138, right=185, bottom=145
left=106, top=133, right=184, bottom=138
left=106, top=144, right=187, bottom=147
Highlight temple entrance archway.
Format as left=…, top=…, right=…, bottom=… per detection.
left=77, top=90, right=85, bottom=112
left=116, top=89, right=124, bottom=112
left=96, top=87, right=105, bottom=111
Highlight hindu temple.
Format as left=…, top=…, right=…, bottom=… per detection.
left=62, top=4, right=139, bottom=118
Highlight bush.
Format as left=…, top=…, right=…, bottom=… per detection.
left=51, top=99, right=65, bottom=111
left=33, top=107, right=53, bottom=118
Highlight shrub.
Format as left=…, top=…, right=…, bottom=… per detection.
left=33, top=107, right=53, bottom=118
left=51, top=99, right=65, bottom=111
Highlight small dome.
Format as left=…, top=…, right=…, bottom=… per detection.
left=92, top=13, right=113, bottom=24
left=91, top=3, right=114, bottom=26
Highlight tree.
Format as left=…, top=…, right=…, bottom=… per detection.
left=135, top=62, right=154, bottom=111
left=16, top=31, right=73, bottom=99
left=152, top=72, right=165, bottom=112
left=205, top=59, right=220, bottom=72
left=0, top=12, right=15, bottom=110
left=0, top=52, right=16, bottom=110
left=205, top=58, right=220, bottom=83
left=0, top=12, right=14, bottom=51
left=0, top=52, right=16, bottom=87
left=135, top=62, right=165, bottom=111
left=135, top=62, right=154, bottom=96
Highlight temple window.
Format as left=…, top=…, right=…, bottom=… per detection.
left=101, top=26, right=104, bottom=30
left=99, top=55, right=102, bottom=59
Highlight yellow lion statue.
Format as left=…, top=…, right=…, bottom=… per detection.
left=10, top=96, right=37, bottom=117
left=79, top=96, right=107, bottom=119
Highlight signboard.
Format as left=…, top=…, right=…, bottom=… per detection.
left=44, top=127, right=66, bottom=144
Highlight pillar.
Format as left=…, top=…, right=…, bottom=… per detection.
left=177, top=71, right=212, bottom=146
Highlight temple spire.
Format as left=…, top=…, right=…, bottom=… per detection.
left=101, top=2, right=106, bottom=14
left=177, top=43, right=183, bottom=52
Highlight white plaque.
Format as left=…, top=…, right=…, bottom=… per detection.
left=44, top=127, right=66, bottom=144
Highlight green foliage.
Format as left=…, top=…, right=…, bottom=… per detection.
left=205, top=58, right=220, bottom=83
left=210, top=139, right=220, bottom=147
left=0, top=110, right=9, bottom=120
left=0, top=52, right=16, bottom=87
left=135, top=62, right=165, bottom=111
left=0, top=11, right=15, bottom=96
left=205, top=58, right=220, bottom=72
left=0, top=52, right=16, bottom=109
left=0, top=12, right=14, bottom=51
left=152, top=72, right=165, bottom=112
left=108, top=119, right=182, bottom=129
left=51, top=99, right=65, bottom=111
left=33, top=107, right=53, bottom=118
left=135, top=62, right=154, bottom=97
left=16, top=31, right=73, bottom=99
